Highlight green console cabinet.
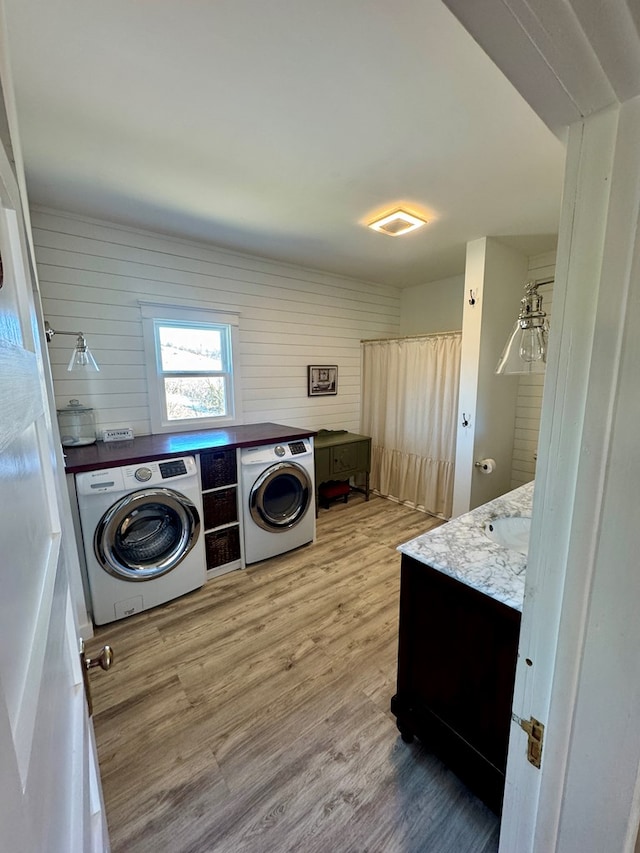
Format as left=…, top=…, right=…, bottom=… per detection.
left=313, top=429, right=371, bottom=505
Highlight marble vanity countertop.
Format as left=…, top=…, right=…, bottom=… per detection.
left=398, top=481, right=534, bottom=612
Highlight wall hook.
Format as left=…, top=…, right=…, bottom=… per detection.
left=468, top=289, right=476, bottom=306
left=462, top=413, right=470, bottom=427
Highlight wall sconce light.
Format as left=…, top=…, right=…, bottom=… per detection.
left=495, top=281, right=548, bottom=375
left=44, top=321, right=100, bottom=372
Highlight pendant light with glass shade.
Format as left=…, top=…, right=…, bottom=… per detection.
left=44, top=321, right=100, bottom=372
left=495, top=281, right=549, bottom=375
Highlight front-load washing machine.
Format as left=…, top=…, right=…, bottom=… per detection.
left=76, top=455, right=206, bottom=625
left=240, top=438, right=315, bottom=564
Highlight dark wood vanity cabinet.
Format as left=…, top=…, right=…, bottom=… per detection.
left=391, top=553, right=521, bottom=814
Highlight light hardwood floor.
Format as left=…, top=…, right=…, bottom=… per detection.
left=88, top=493, right=500, bottom=853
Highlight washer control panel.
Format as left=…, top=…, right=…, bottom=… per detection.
left=159, top=459, right=188, bottom=479
left=120, top=456, right=194, bottom=488
left=76, top=456, right=198, bottom=494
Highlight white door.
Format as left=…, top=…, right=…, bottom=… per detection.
left=0, top=145, right=108, bottom=848
left=440, top=3, right=640, bottom=851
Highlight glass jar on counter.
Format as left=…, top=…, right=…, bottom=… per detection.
left=56, top=399, right=97, bottom=446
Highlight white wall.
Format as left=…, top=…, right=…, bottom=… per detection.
left=399, top=274, right=464, bottom=335
left=510, top=251, right=555, bottom=488
left=402, top=264, right=553, bottom=498
left=452, top=237, right=528, bottom=516
left=33, top=208, right=402, bottom=437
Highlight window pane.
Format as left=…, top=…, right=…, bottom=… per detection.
left=164, top=377, right=227, bottom=420
left=158, top=326, right=223, bottom=371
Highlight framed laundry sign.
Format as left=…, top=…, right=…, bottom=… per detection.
left=308, top=365, right=338, bottom=396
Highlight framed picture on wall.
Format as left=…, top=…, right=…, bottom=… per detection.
left=308, top=365, right=338, bottom=396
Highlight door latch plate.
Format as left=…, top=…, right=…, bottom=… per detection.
left=512, top=713, right=544, bottom=768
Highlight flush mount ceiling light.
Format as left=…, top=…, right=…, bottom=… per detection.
left=367, top=209, right=428, bottom=236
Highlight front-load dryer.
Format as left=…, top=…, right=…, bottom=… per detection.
left=240, top=438, right=315, bottom=564
left=76, top=456, right=206, bottom=625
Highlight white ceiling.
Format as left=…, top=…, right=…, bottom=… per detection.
left=4, top=0, right=565, bottom=288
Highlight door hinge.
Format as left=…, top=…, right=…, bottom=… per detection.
left=512, top=713, right=544, bottom=769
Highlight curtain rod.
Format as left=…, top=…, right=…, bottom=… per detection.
left=361, top=330, right=462, bottom=344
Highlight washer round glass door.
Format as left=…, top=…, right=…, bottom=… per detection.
left=249, top=462, right=312, bottom=532
left=94, top=488, right=201, bottom=580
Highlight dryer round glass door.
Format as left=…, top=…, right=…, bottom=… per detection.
left=94, top=488, right=201, bottom=580
left=249, top=462, right=312, bottom=532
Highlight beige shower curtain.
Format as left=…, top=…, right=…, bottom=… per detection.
left=361, top=331, right=461, bottom=518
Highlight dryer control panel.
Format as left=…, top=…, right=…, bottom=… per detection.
left=289, top=441, right=307, bottom=455
left=240, top=439, right=313, bottom=467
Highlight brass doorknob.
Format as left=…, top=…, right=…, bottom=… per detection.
left=80, top=641, right=114, bottom=716
left=85, top=645, right=114, bottom=671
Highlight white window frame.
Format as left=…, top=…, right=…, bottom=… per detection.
left=140, top=302, right=242, bottom=434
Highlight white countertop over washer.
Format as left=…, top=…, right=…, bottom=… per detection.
left=398, top=481, right=534, bottom=612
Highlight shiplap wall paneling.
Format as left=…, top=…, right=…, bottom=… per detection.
left=34, top=208, right=401, bottom=438
left=510, top=253, right=555, bottom=489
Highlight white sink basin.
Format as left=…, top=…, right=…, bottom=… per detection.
left=484, top=516, right=531, bottom=554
